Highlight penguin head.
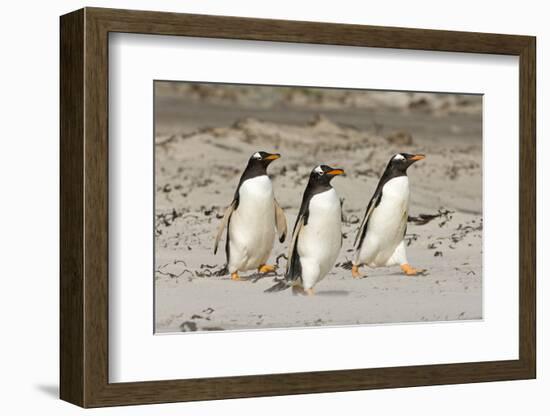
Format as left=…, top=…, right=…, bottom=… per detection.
left=248, top=151, right=281, bottom=168
left=249, top=151, right=281, bottom=166
left=309, top=165, right=346, bottom=186
left=388, top=153, right=425, bottom=173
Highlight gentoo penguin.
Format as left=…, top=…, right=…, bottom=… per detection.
left=351, top=153, right=425, bottom=278
left=266, top=165, right=345, bottom=295
left=214, top=151, right=287, bottom=281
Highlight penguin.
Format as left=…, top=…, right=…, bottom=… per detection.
left=214, top=151, right=287, bottom=281
left=266, top=165, right=345, bottom=295
left=351, top=153, right=425, bottom=278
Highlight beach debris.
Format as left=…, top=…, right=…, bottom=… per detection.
left=181, top=308, right=216, bottom=332
left=338, top=260, right=353, bottom=270
left=405, top=233, right=419, bottom=246
left=155, top=209, right=201, bottom=234
left=275, top=253, right=287, bottom=268
left=408, top=208, right=453, bottom=226
left=156, top=208, right=182, bottom=227
left=194, top=268, right=213, bottom=278
left=180, top=321, right=198, bottom=332
left=155, top=260, right=193, bottom=280
left=448, top=220, right=483, bottom=244
left=213, top=265, right=229, bottom=277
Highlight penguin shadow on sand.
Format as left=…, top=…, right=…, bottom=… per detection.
left=378, top=269, right=430, bottom=278
left=242, top=269, right=279, bottom=283
left=212, top=263, right=279, bottom=282
left=314, top=289, right=350, bottom=297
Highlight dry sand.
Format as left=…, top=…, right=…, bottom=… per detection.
left=154, top=84, right=482, bottom=333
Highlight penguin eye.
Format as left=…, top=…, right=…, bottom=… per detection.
left=314, top=166, right=324, bottom=175
left=252, top=152, right=262, bottom=160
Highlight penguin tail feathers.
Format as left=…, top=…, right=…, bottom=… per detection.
left=264, top=279, right=291, bottom=293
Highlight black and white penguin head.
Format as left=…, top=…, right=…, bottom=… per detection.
left=244, top=151, right=281, bottom=172
left=387, top=153, right=425, bottom=173
left=248, top=151, right=281, bottom=167
left=309, top=165, right=346, bottom=186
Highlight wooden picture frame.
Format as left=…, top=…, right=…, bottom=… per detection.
left=60, top=7, right=536, bottom=408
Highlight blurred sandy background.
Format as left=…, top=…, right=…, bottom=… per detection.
left=154, top=82, right=482, bottom=333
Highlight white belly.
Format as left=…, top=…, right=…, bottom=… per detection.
left=228, top=176, right=276, bottom=272
left=356, top=176, right=409, bottom=267
left=297, top=188, right=342, bottom=289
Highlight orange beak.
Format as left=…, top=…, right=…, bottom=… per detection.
left=327, top=168, right=345, bottom=176
left=265, top=153, right=281, bottom=160
left=409, top=154, right=425, bottom=161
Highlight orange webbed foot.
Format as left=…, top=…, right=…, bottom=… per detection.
left=351, top=265, right=364, bottom=279
left=258, top=264, right=276, bottom=273
left=400, top=263, right=424, bottom=276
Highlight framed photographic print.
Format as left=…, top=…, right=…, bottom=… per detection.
left=60, top=7, right=536, bottom=408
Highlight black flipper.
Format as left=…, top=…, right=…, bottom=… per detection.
left=213, top=201, right=236, bottom=255
left=353, top=190, right=381, bottom=250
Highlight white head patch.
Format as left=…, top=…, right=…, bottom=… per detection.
left=314, top=165, right=324, bottom=174
left=252, top=152, right=262, bottom=159
left=393, top=154, right=406, bottom=161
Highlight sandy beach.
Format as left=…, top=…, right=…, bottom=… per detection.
left=154, top=83, right=483, bottom=333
